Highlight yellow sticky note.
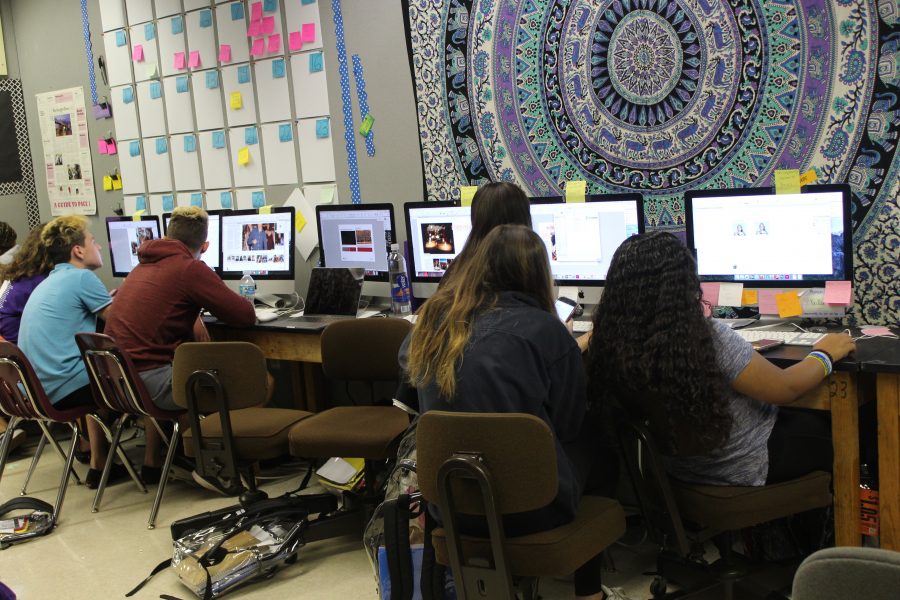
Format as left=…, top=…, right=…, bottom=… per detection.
left=775, top=291, right=803, bottom=318
left=460, top=186, right=477, bottom=207
left=321, top=186, right=335, bottom=204
left=230, top=91, right=243, bottom=110
left=237, top=146, right=250, bottom=165
left=259, top=205, right=272, bottom=214
left=295, top=209, right=307, bottom=232
left=112, top=176, right=122, bottom=190
left=565, top=180, right=586, bottom=203
left=741, top=290, right=759, bottom=306
left=774, top=169, right=800, bottom=195
left=132, top=209, right=145, bottom=222
left=103, top=175, right=113, bottom=191
left=799, top=169, right=818, bottom=187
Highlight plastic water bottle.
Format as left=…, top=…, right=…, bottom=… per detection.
left=388, top=243, right=411, bottom=315
left=239, top=272, right=256, bottom=305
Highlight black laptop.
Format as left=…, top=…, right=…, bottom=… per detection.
left=286, top=268, right=365, bottom=331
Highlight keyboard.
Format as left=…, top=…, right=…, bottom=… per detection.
left=572, top=321, right=593, bottom=333
left=734, top=329, right=824, bottom=346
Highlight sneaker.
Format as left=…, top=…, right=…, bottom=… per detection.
left=601, top=585, right=636, bottom=600
left=192, top=470, right=245, bottom=496
left=0, top=429, right=26, bottom=454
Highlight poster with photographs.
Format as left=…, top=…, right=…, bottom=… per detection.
left=36, top=87, right=97, bottom=215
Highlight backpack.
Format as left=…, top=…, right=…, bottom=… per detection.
left=0, top=497, right=55, bottom=549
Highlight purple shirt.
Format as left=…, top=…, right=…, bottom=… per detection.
left=0, top=273, right=47, bottom=344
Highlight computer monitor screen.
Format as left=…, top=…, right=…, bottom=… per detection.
left=105, top=216, right=162, bottom=278
left=685, top=184, right=852, bottom=286
left=162, top=211, right=222, bottom=272
left=315, top=203, right=396, bottom=281
left=219, top=207, right=295, bottom=280
left=404, top=201, right=472, bottom=282
left=529, top=194, right=644, bottom=284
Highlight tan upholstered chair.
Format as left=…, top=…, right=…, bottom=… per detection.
left=416, top=411, right=627, bottom=600
left=792, top=547, right=900, bottom=600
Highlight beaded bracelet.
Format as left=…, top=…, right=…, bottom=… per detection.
left=806, top=350, right=833, bottom=377
left=816, top=348, right=835, bottom=365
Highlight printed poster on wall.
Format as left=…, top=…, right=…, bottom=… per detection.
left=36, top=86, right=97, bottom=215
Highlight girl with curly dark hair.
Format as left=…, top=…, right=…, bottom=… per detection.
left=0, top=224, right=52, bottom=343
left=587, top=231, right=855, bottom=486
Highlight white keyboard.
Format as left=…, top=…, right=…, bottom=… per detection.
left=572, top=320, right=593, bottom=333
left=734, top=329, right=824, bottom=346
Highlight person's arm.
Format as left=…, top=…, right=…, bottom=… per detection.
left=80, top=270, right=113, bottom=320
left=731, top=333, right=856, bottom=405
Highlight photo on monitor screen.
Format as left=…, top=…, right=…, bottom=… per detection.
left=105, top=216, right=161, bottom=278
left=316, top=203, right=396, bottom=281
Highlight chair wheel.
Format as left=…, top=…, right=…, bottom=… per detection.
left=650, top=576, right=667, bottom=598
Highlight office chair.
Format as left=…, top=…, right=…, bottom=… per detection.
left=792, top=547, right=900, bottom=600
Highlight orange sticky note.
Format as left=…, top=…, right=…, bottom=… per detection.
left=295, top=209, right=307, bottom=232
left=824, top=281, right=852, bottom=305
left=741, top=289, right=758, bottom=306
left=237, top=146, right=250, bottom=165
left=775, top=291, right=803, bottom=318
left=799, top=169, right=817, bottom=187
left=460, top=186, right=477, bottom=207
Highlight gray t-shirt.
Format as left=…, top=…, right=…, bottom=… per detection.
left=665, top=319, right=778, bottom=486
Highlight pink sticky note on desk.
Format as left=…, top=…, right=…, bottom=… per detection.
left=250, top=38, right=265, bottom=57
left=267, top=33, right=281, bottom=53
left=106, top=140, right=118, bottom=155
left=700, top=282, right=720, bottom=306
left=301, top=23, right=316, bottom=43
left=825, top=281, right=852, bottom=305
left=219, top=44, right=232, bottom=63
left=289, top=31, right=303, bottom=51
left=97, top=139, right=108, bottom=154
left=250, top=1, right=263, bottom=21
left=248, top=20, right=262, bottom=37
left=132, top=44, right=144, bottom=62
left=262, top=16, right=275, bottom=34
left=862, top=326, right=894, bottom=336
left=758, top=290, right=780, bottom=315
left=174, top=52, right=186, bottom=70
left=188, top=50, right=201, bottom=68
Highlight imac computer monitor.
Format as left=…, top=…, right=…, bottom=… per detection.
left=404, top=201, right=472, bottom=281
left=315, top=203, right=396, bottom=281
left=105, top=215, right=162, bottom=278
left=685, top=184, right=852, bottom=286
left=162, top=210, right=223, bottom=273
left=529, top=194, right=645, bottom=284
left=219, top=207, right=296, bottom=280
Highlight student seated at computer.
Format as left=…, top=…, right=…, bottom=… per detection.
left=0, top=224, right=52, bottom=344
left=586, top=231, right=856, bottom=487
left=104, top=206, right=257, bottom=491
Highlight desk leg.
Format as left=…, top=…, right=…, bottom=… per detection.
left=302, top=362, right=324, bottom=413
left=830, top=371, right=861, bottom=547
left=877, top=373, right=900, bottom=551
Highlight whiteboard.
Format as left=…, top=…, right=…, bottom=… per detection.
left=215, top=2, right=250, bottom=65
left=199, top=130, right=233, bottom=188
left=236, top=188, right=266, bottom=210
left=178, top=191, right=204, bottom=207
left=260, top=122, right=298, bottom=185
left=206, top=189, right=234, bottom=211
left=157, top=16, right=187, bottom=77
left=130, top=24, right=160, bottom=82
left=290, top=52, right=329, bottom=118
left=192, top=70, right=226, bottom=130
left=118, top=140, right=147, bottom=195
left=103, top=30, right=134, bottom=87
left=154, top=0, right=181, bottom=18
left=125, top=0, right=154, bottom=26
left=185, top=9, right=218, bottom=70
left=255, top=57, right=291, bottom=123
left=228, top=127, right=265, bottom=187
left=284, top=0, right=323, bottom=52
left=99, top=0, right=126, bottom=32
left=303, top=183, right=339, bottom=205
left=221, top=63, right=258, bottom=127
left=297, top=118, right=335, bottom=183
left=171, top=133, right=203, bottom=190
left=144, top=136, right=174, bottom=193
left=136, top=80, right=168, bottom=138
left=162, top=76, right=195, bottom=134
left=110, top=85, right=140, bottom=140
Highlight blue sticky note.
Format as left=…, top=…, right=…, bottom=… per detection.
left=252, top=191, right=265, bottom=207
left=231, top=3, right=244, bottom=20
left=183, top=135, right=197, bottom=153
left=278, top=123, right=292, bottom=142
left=237, top=64, right=250, bottom=84
left=144, top=22, right=155, bottom=41
left=220, top=191, right=233, bottom=208
left=272, top=58, right=285, bottom=79
left=205, top=70, right=219, bottom=89
left=245, top=127, right=258, bottom=145
left=129, top=140, right=140, bottom=157
left=115, top=30, right=127, bottom=47
left=162, top=194, right=175, bottom=211
left=135, top=196, right=147, bottom=211
left=302, top=0, right=316, bottom=4
left=171, top=16, right=184, bottom=35
left=149, top=81, right=162, bottom=99
left=212, top=131, right=226, bottom=149
left=309, top=52, right=323, bottom=73
left=176, top=76, right=189, bottom=93
left=315, top=118, right=329, bottom=139
left=199, top=9, right=212, bottom=28
left=191, top=193, right=203, bottom=207
left=122, top=86, right=134, bottom=104
left=263, top=0, right=277, bottom=11
left=156, top=137, right=168, bottom=154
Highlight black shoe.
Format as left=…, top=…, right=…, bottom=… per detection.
left=141, top=465, right=162, bottom=485
left=74, top=449, right=91, bottom=465
left=85, top=463, right=129, bottom=489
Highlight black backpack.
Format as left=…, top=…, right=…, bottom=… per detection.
left=0, top=497, right=55, bottom=549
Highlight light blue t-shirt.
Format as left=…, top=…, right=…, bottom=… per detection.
left=19, top=263, right=111, bottom=404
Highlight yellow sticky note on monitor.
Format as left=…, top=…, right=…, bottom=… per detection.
left=799, top=169, right=817, bottom=187
left=741, top=290, right=758, bottom=306
left=565, top=180, right=586, bottom=203
left=774, top=169, right=800, bottom=195
left=460, top=186, right=477, bottom=207
left=258, top=205, right=272, bottom=214
left=132, top=209, right=145, bottom=222
left=775, top=291, right=803, bottom=318
left=112, top=176, right=122, bottom=190
left=230, top=91, right=243, bottom=110
left=237, top=146, right=250, bottom=165
left=103, top=175, right=113, bottom=191
left=295, top=209, right=307, bottom=233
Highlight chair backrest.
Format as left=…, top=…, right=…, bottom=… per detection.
left=792, top=547, right=900, bottom=600
left=320, top=318, right=412, bottom=382
left=0, top=341, right=53, bottom=421
left=172, top=342, right=267, bottom=412
left=416, top=411, right=558, bottom=515
left=75, top=332, right=159, bottom=417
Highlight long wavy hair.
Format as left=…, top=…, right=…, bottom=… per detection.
left=587, top=231, right=731, bottom=454
left=0, top=224, right=51, bottom=282
left=407, top=224, right=554, bottom=399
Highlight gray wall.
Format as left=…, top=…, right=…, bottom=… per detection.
left=0, top=0, right=424, bottom=293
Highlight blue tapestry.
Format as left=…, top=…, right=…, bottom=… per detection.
left=403, top=0, right=899, bottom=325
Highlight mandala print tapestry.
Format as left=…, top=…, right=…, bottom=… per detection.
left=403, top=0, right=900, bottom=326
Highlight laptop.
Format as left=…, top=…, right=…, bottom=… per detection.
left=286, top=268, right=365, bottom=331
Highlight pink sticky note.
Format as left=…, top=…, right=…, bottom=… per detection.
left=262, top=16, right=275, bottom=34
left=106, top=140, right=118, bottom=155
left=250, top=1, right=263, bottom=21
left=97, top=139, right=108, bottom=154
left=289, top=31, right=303, bottom=51
left=824, top=281, right=852, bottom=305
left=250, top=38, right=265, bottom=57
left=301, top=23, right=316, bottom=43
left=700, top=282, right=720, bottom=307
left=174, top=51, right=186, bottom=70
left=267, top=33, right=281, bottom=53
left=248, top=20, right=262, bottom=37
left=862, top=326, right=894, bottom=336
left=219, top=44, right=232, bottom=63
left=758, top=290, right=780, bottom=315
left=188, top=50, right=201, bottom=68
left=132, top=44, right=144, bottom=62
